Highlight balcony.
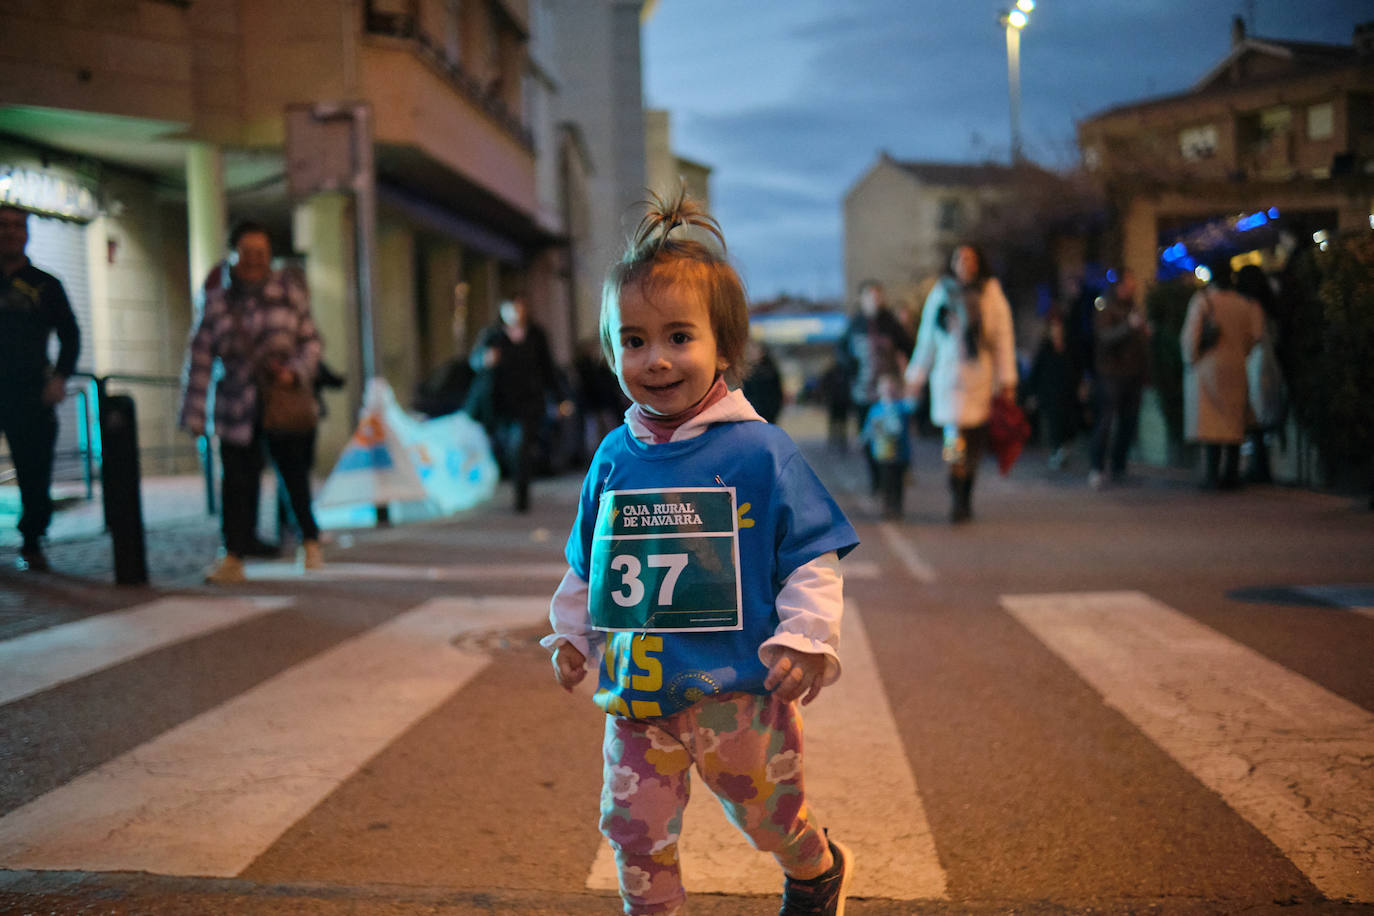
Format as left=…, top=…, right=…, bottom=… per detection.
left=364, top=11, right=532, bottom=151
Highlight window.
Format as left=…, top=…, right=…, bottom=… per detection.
left=439, top=0, right=462, bottom=65
left=1307, top=102, right=1334, bottom=141
left=1179, top=124, right=1218, bottom=161
left=938, top=198, right=963, bottom=231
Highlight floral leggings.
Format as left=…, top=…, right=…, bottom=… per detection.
left=599, top=691, right=829, bottom=915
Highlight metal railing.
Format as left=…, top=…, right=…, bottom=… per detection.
left=0, top=371, right=209, bottom=510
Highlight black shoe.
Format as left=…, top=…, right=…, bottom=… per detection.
left=780, top=835, right=852, bottom=915
left=18, top=546, right=49, bottom=572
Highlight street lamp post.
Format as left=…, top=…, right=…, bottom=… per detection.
left=1000, top=0, right=1033, bottom=164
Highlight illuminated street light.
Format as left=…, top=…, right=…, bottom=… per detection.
left=1000, top=4, right=1032, bottom=163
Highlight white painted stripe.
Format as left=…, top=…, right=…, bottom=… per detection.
left=878, top=523, right=937, bottom=583
left=0, top=596, right=292, bottom=707
left=244, top=560, right=569, bottom=582
left=587, top=600, right=947, bottom=900
left=1001, top=591, right=1374, bottom=902
left=0, top=596, right=548, bottom=877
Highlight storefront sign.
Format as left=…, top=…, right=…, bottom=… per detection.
left=0, top=165, right=100, bottom=222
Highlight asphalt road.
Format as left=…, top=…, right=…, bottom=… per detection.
left=1, top=411, right=1371, bottom=915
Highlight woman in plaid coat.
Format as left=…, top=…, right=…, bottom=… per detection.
left=179, top=221, right=323, bottom=584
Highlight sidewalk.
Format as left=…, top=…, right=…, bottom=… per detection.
left=0, top=406, right=1359, bottom=590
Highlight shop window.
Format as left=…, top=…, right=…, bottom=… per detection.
left=366, top=0, right=417, bottom=37
left=1179, top=124, right=1218, bottom=161
left=444, top=0, right=462, bottom=65
left=1307, top=102, right=1334, bottom=141
left=937, top=198, right=963, bottom=232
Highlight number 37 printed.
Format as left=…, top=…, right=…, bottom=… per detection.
left=608, top=552, right=688, bottom=608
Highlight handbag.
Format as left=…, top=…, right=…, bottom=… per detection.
left=259, top=372, right=319, bottom=434
left=1197, top=292, right=1221, bottom=356
left=988, top=395, right=1031, bottom=475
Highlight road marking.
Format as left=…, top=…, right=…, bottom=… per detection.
left=1295, top=584, right=1374, bottom=621
left=878, top=523, right=937, bottom=583
left=243, top=560, right=570, bottom=582
left=1001, top=590, right=1374, bottom=902
left=0, top=596, right=548, bottom=877
left=0, top=596, right=292, bottom=707
left=586, top=599, right=947, bottom=900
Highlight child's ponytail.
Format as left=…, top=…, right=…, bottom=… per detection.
left=628, top=186, right=727, bottom=264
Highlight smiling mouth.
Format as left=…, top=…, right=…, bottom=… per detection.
left=644, top=380, right=682, bottom=393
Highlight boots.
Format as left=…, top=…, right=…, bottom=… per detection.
left=949, top=474, right=973, bottom=523
left=204, top=553, right=246, bottom=585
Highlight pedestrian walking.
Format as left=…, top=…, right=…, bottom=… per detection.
left=741, top=339, right=785, bottom=424
left=543, top=189, right=859, bottom=916
left=838, top=279, right=910, bottom=491
left=906, top=243, right=1018, bottom=522
left=1180, top=257, right=1264, bottom=489
left=465, top=292, right=566, bottom=512
left=179, top=221, right=325, bottom=584
left=1088, top=268, right=1149, bottom=488
left=1234, top=264, right=1286, bottom=483
left=1024, top=308, right=1078, bottom=470
left=0, top=204, right=80, bottom=572
left=861, top=372, right=914, bottom=519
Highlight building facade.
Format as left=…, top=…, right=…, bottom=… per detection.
left=0, top=0, right=648, bottom=476
left=843, top=154, right=1024, bottom=314
left=1077, top=17, right=1374, bottom=285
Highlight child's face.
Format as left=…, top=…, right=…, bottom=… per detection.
left=611, top=280, right=728, bottom=417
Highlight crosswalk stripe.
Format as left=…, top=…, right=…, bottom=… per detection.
left=1001, top=590, right=1374, bottom=902
left=0, top=596, right=292, bottom=707
left=878, top=523, right=937, bottom=583
left=243, top=561, right=570, bottom=582
left=0, top=596, right=548, bottom=877
left=586, top=599, right=948, bottom=899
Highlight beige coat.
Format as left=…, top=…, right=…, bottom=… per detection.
left=1180, top=286, right=1263, bottom=443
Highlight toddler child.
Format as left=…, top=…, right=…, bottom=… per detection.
left=860, top=373, right=913, bottom=520
left=543, top=190, right=859, bottom=916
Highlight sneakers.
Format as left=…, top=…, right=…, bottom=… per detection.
left=302, top=539, right=325, bottom=570
left=1087, top=469, right=1105, bottom=490
left=204, top=554, right=246, bottom=585
left=780, top=835, right=852, bottom=915
left=17, top=544, right=49, bottom=572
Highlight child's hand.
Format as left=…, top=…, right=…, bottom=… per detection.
left=765, top=648, right=828, bottom=705
left=552, top=640, right=588, bottom=692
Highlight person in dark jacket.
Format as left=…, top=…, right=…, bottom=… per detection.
left=0, top=205, right=80, bottom=572
left=467, top=293, right=566, bottom=512
left=1025, top=308, right=1078, bottom=469
left=742, top=339, right=785, bottom=424
left=1088, top=268, right=1149, bottom=488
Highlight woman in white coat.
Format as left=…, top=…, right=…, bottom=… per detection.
left=1180, top=258, right=1264, bottom=489
left=906, top=244, right=1018, bottom=522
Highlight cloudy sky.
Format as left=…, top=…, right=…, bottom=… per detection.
left=641, top=0, right=1368, bottom=302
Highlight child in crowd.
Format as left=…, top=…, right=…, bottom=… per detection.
left=542, top=190, right=860, bottom=916
left=860, top=372, right=914, bottom=519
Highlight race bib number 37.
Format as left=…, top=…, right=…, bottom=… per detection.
left=588, top=487, right=743, bottom=632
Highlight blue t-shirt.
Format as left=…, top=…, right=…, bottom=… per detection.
left=567, top=421, right=858, bottom=718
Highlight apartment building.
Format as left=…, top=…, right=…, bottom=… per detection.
left=843, top=154, right=1026, bottom=313
left=1077, top=17, right=1374, bottom=283
left=0, top=0, right=647, bottom=470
